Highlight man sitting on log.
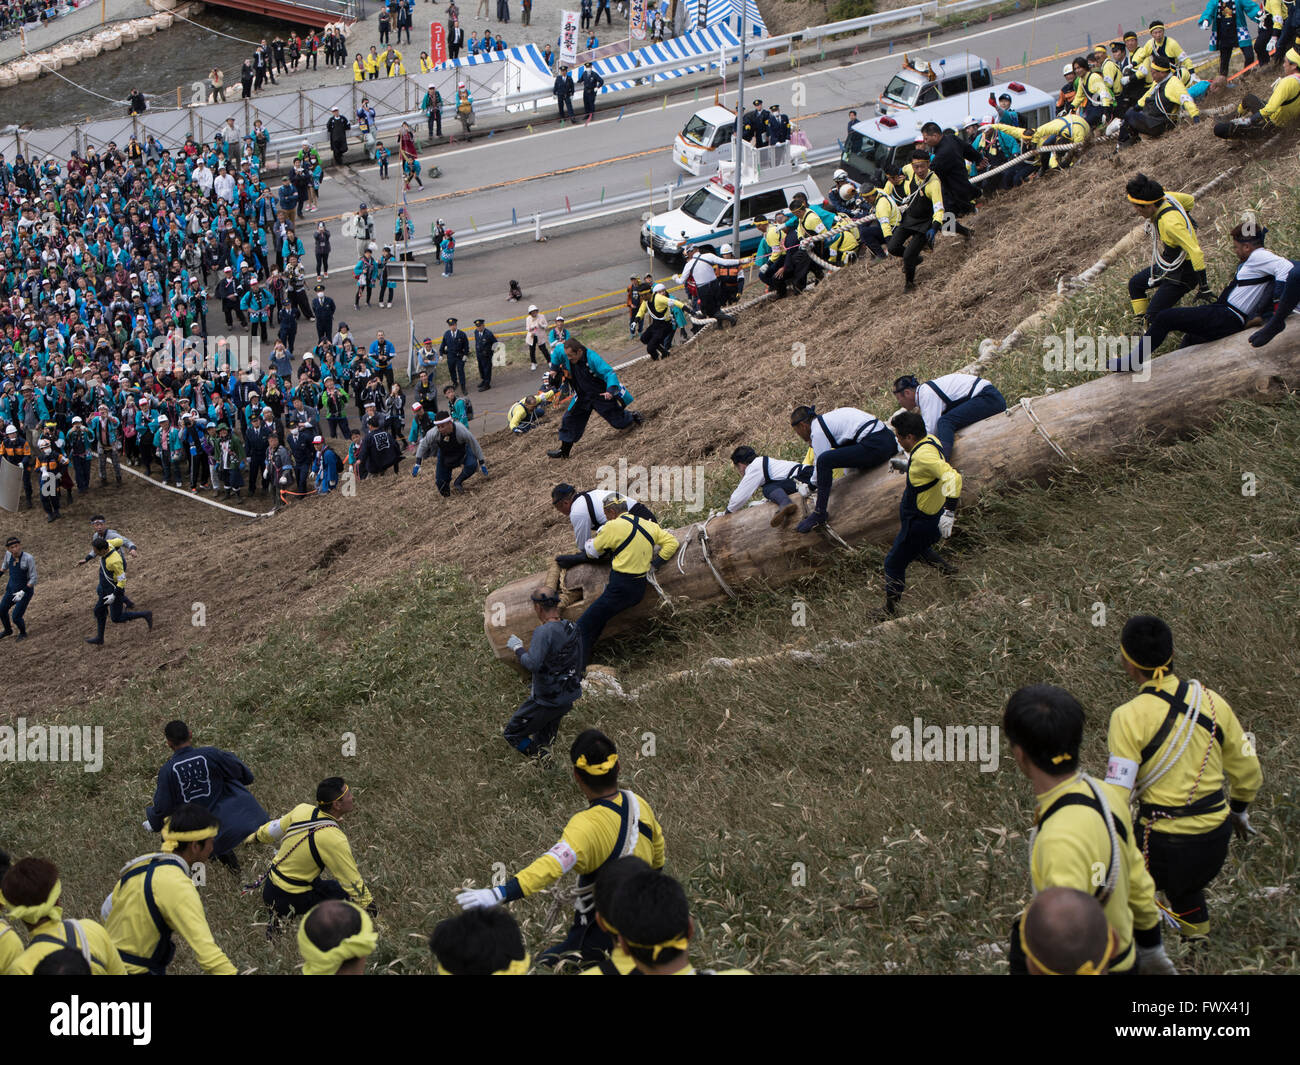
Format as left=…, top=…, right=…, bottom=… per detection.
left=790, top=404, right=897, bottom=535
left=724, top=446, right=803, bottom=527
left=1140, top=220, right=1300, bottom=353
left=889, top=373, right=1007, bottom=459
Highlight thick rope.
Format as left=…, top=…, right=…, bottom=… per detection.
left=118, top=462, right=277, bottom=518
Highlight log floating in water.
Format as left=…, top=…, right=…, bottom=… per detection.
left=482, top=330, right=1300, bottom=663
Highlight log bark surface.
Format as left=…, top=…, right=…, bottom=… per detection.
left=483, top=331, right=1300, bottom=662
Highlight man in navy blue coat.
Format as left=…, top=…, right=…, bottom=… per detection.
left=144, top=720, right=269, bottom=873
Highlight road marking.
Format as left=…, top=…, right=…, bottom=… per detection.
left=354, top=0, right=1124, bottom=175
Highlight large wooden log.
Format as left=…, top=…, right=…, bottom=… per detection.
left=483, top=329, right=1300, bottom=663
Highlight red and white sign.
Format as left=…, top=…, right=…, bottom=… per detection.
left=630, top=0, right=648, bottom=41
left=559, top=9, right=580, bottom=66
left=430, top=22, right=448, bottom=66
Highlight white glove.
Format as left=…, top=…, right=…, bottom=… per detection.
left=102, top=593, right=117, bottom=605
left=1199, top=20, right=1209, bottom=29
left=456, top=886, right=505, bottom=911
left=938, top=510, right=956, bottom=539
left=1136, top=943, right=1178, bottom=975
left=142, top=819, right=153, bottom=831
left=888, top=455, right=908, bottom=473
left=795, top=480, right=811, bottom=497
left=11, top=590, right=23, bottom=603
left=1228, top=809, right=1258, bottom=839
left=505, top=634, right=523, bottom=652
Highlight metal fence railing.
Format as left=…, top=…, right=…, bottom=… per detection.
left=0, top=0, right=1003, bottom=161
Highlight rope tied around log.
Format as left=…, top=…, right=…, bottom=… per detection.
left=1018, top=396, right=1081, bottom=473
left=695, top=515, right=737, bottom=599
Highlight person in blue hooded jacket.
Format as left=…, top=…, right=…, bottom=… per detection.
left=546, top=338, right=642, bottom=459
left=144, top=720, right=269, bottom=873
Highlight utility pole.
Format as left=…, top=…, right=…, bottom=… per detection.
left=730, top=1, right=746, bottom=254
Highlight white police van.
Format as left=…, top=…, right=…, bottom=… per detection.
left=641, top=142, right=820, bottom=263
left=877, top=52, right=993, bottom=114
left=673, top=104, right=738, bottom=176
left=842, top=81, right=1054, bottom=188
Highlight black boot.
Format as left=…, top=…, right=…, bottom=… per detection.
left=920, top=548, right=958, bottom=576
left=547, top=440, right=572, bottom=459
left=216, top=851, right=241, bottom=874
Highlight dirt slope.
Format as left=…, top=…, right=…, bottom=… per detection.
left=10, top=103, right=1296, bottom=713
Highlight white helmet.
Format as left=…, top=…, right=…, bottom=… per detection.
left=720, top=243, right=732, bottom=255
left=832, top=168, right=847, bottom=182
left=839, top=183, right=857, bottom=199
left=964, top=115, right=977, bottom=127
left=652, top=282, right=666, bottom=293
left=1062, top=62, right=1073, bottom=77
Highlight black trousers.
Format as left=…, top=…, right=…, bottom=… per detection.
left=1129, top=263, right=1196, bottom=321
left=262, top=876, right=347, bottom=918
left=887, top=225, right=929, bottom=284
left=504, top=696, right=575, bottom=754
left=813, top=431, right=896, bottom=516
left=1120, top=105, right=1175, bottom=143
left=1137, top=820, right=1232, bottom=932
left=1146, top=303, right=1245, bottom=351
left=558, top=392, right=635, bottom=444
left=93, top=593, right=149, bottom=640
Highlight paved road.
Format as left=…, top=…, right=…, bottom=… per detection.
left=289, top=0, right=1212, bottom=420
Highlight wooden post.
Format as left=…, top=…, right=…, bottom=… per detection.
left=482, top=330, right=1300, bottom=663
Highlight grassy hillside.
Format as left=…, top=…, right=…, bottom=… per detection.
left=3, top=98, right=1299, bottom=974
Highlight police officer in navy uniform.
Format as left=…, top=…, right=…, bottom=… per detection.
left=440, top=317, right=470, bottom=396
left=473, top=318, right=498, bottom=392
left=743, top=99, right=769, bottom=146
left=311, top=283, right=336, bottom=343
left=0, top=536, right=36, bottom=640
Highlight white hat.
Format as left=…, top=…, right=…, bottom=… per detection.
left=720, top=243, right=732, bottom=255
left=412, top=402, right=423, bottom=411
left=313, top=435, right=323, bottom=444
left=71, top=415, right=83, bottom=424
left=964, top=115, right=977, bottom=126
left=158, top=415, right=169, bottom=423
left=528, top=304, right=539, bottom=312
left=652, top=282, right=666, bottom=292
left=981, top=113, right=995, bottom=125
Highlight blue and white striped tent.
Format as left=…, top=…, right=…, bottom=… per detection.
left=436, top=43, right=553, bottom=79
left=684, top=0, right=767, bottom=38
left=592, top=24, right=743, bottom=94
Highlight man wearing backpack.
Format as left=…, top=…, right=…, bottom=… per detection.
left=502, top=588, right=584, bottom=756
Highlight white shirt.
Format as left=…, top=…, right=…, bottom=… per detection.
left=1224, top=248, right=1296, bottom=319
left=678, top=252, right=741, bottom=287
left=213, top=173, right=236, bottom=203
left=726, top=456, right=803, bottom=513
left=916, top=373, right=991, bottom=436
left=571, top=489, right=642, bottom=554
left=193, top=165, right=213, bottom=194
left=807, top=407, right=887, bottom=459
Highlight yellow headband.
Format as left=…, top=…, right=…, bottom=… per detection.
left=3, top=879, right=63, bottom=924
left=298, top=903, right=377, bottom=975
left=1019, top=910, right=1116, bottom=975
left=318, top=783, right=350, bottom=807
left=625, top=934, right=689, bottom=961
left=1121, top=644, right=1173, bottom=680
left=160, top=818, right=220, bottom=853
left=576, top=753, right=618, bottom=775
left=1287, top=47, right=1300, bottom=66
left=1050, top=753, right=1073, bottom=765
left=1126, top=194, right=1161, bottom=205
left=435, top=953, right=531, bottom=976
